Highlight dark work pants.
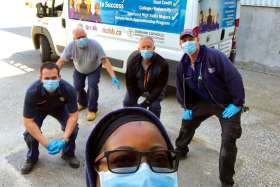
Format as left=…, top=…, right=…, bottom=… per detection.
left=175, top=101, right=242, bottom=185
left=73, top=67, right=101, bottom=112
left=23, top=107, right=79, bottom=161
left=123, top=91, right=165, bottom=118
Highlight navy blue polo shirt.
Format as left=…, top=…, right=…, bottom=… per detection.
left=23, top=79, right=78, bottom=118
left=184, top=47, right=211, bottom=102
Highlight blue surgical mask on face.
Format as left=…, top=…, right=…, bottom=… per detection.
left=98, top=163, right=178, bottom=187
left=140, top=50, right=154, bottom=59
left=182, top=41, right=197, bottom=56
left=76, top=38, right=88, bottom=48
left=43, top=80, right=60, bottom=92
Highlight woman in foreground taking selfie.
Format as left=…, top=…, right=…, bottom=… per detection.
left=85, top=107, right=179, bottom=187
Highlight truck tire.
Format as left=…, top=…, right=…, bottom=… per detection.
left=39, top=36, right=51, bottom=62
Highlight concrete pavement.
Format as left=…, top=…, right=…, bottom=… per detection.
left=0, top=47, right=279, bottom=186
left=0, top=1, right=279, bottom=186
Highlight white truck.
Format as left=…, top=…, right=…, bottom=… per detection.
left=32, top=0, right=240, bottom=86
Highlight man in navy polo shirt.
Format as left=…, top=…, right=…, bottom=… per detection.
left=21, top=63, right=80, bottom=174
left=175, top=28, right=245, bottom=187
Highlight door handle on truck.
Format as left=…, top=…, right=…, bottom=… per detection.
left=62, top=18, right=66, bottom=28
left=220, top=29, right=225, bottom=41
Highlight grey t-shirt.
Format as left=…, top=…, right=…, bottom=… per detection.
left=61, top=39, right=106, bottom=74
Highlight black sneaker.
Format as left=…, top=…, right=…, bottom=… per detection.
left=21, top=159, right=37, bottom=174
left=175, top=148, right=188, bottom=160
left=61, top=155, right=80, bottom=168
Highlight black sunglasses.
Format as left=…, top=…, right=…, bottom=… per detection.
left=94, top=149, right=179, bottom=174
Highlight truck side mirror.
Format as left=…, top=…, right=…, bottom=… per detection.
left=36, top=3, right=46, bottom=18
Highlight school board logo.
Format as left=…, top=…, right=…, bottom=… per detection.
left=208, top=67, right=216, bottom=74
left=127, top=29, right=134, bottom=37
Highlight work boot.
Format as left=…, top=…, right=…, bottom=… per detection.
left=78, top=103, right=86, bottom=111
left=87, top=112, right=96, bottom=121
left=20, top=159, right=37, bottom=174
left=61, top=155, right=80, bottom=168
left=175, top=148, right=188, bottom=160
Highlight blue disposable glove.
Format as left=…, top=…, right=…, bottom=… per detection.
left=182, top=109, right=192, bottom=120
left=222, top=104, right=241, bottom=119
left=47, top=140, right=65, bottom=155
left=111, top=77, right=120, bottom=89
left=47, top=141, right=60, bottom=155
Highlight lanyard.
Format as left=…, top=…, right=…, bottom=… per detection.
left=144, top=70, right=150, bottom=90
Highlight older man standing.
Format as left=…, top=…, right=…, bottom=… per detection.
left=123, top=36, right=169, bottom=118
left=175, top=28, right=245, bottom=187
left=57, top=26, right=120, bottom=121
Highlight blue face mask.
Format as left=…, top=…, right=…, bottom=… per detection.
left=76, top=38, right=88, bottom=48
left=98, top=163, right=178, bottom=187
left=182, top=41, right=197, bottom=56
left=140, top=50, right=154, bottom=59
left=43, top=80, right=60, bottom=92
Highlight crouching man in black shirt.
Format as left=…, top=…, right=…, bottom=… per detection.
left=123, top=36, right=169, bottom=118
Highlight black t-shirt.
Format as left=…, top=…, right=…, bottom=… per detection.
left=23, top=79, right=77, bottom=118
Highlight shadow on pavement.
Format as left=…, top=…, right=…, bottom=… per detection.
left=5, top=126, right=89, bottom=187
left=168, top=130, right=244, bottom=187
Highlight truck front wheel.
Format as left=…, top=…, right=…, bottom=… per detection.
left=39, top=36, right=51, bottom=62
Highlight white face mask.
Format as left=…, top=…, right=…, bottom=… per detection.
left=98, top=163, right=178, bottom=187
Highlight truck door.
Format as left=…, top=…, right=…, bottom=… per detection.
left=37, top=0, right=67, bottom=54
left=198, top=0, right=237, bottom=56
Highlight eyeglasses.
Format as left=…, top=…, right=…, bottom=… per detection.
left=94, top=149, right=179, bottom=174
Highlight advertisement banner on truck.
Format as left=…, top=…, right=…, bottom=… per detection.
left=69, top=0, right=186, bottom=34
left=199, top=0, right=237, bottom=33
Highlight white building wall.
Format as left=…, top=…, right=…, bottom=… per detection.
left=241, top=0, right=280, bottom=7
left=236, top=5, right=280, bottom=75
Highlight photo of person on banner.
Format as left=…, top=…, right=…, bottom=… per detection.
left=91, top=2, right=101, bottom=23
left=78, top=0, right=91, bottom=20
left=199, top=8, right=220, bottom=32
